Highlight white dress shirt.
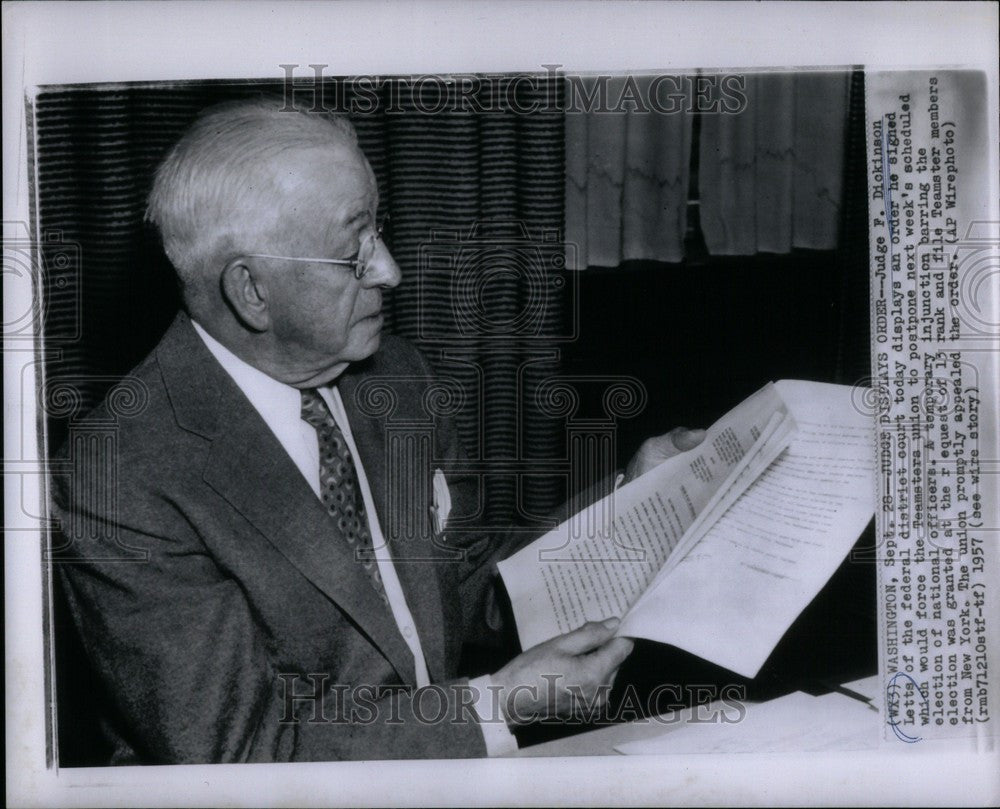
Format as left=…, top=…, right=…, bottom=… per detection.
left=191, top=322, right=516, bottom=755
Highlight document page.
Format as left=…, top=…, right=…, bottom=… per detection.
left=498, top=382, right=789, bottom=650
left=646, top=409, right=797, bottom=586
left=620, top=381, right=876, bottom=678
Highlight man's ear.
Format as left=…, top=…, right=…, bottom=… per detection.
left=220, top=257, right=270, bottom=332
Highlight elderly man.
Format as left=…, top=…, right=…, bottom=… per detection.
left=52, top=98, right=703, bottom=764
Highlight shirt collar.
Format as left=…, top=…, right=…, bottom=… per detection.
left=190, top=319, right=302, bottom=427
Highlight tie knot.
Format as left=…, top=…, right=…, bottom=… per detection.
left=300, top=387, right=333, bottom=429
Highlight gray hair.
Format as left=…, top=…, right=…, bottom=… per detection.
left=145, top=97, right=358, bottom=305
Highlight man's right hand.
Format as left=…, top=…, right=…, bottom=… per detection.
left=490, top=619, right=634, bottom=726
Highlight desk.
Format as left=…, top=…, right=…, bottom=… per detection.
left=512, top=676, right=880, bottom=757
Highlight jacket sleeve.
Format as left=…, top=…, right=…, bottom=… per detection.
left=51, top=450, right=490, bottom=764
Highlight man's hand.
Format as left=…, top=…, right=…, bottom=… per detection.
left=624, top=427, right=706, bottom=484
left=490, top=619, right=634, bottom=726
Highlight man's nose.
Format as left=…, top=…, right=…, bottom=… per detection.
left=363, top=240, right=401, bottom=289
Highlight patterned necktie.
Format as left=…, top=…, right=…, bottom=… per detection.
left=300, top=387, right=388, bottom=606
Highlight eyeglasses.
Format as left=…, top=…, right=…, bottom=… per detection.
left=246, top=213, right=390, bottom=280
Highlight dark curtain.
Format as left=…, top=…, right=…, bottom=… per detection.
left=835, top=70, right=872, bottom=386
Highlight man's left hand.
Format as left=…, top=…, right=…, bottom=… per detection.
left=624, top=427, right=706, bottom=484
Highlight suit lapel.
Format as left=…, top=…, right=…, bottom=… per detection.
left=159, top=314, right=418, bottom=685
left=202, top=418, right=419, bottom=685
left=339, top=367, right=448, bottom=683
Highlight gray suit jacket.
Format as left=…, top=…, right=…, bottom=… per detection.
left=51, top=312, right=524, bottom=764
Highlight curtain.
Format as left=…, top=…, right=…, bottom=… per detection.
left=358, top=78, right=567, bottom=525
left=565, top=75, right=694, bottom=268
left=565, top=71, right=850, bottom=264
left=34, top=77, right=566, bottom=526
left=835, top=70, right=872, bottom=385
left=699, top=71, right=850, bottom=255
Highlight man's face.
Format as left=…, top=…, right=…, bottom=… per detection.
left=252, top=143, right=401, bottom=386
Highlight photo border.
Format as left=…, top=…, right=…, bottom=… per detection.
left=4, top=1, right=999, bottom=806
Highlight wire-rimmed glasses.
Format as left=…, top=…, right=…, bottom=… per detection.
left=246, top=213, right=389, bottom=280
